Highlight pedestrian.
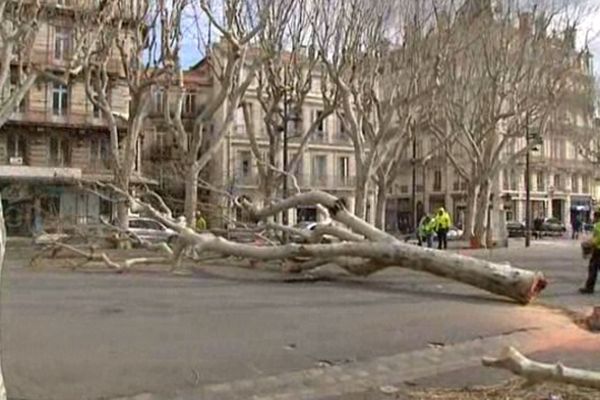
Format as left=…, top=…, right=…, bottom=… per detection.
left=572, top=215, right=581, bottom=240
left=195, top=211, right=207, bottom=232
left=434, top=207, right=452, bottom=250
left=579, top=210, right=600, bottom=294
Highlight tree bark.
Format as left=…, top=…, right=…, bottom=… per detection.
left=0, top=197, right=6, bottom=399
left=483, top=347, right=600, bottom=389
left=472, top=181, right=491, bottom=248
left=184, top=165, right=199, bottom=227
left=353, top=175, right=368, bottom=220
left=374, top=179, right=387, bottom=230
left=463, top=183, right=479, bottom=241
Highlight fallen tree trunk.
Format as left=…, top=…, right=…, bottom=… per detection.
left=483, top=347, right=600, bottom=389
left=95, top=184, right=548, bottom=305
left=178, top=231, right=546, bottom=304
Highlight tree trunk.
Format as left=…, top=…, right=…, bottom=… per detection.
left=114, top=170, right=131, bottom=231
left=463, top=183, right=479, bottom=242
left=181, top=233, right=547, bottom=304
left=0, top=196, right=7, bottom=400
left=184, top=166, right=199, bottom=227
left=472, top=181, right=491, bottom=248
left=354, top=174, right=368, bottom=220
left=374, top=179, right=387, bottom=230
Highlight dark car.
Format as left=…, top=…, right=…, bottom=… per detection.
left=506, top=220, right=525, bottom=237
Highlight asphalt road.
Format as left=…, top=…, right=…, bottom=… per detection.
left=0, top=238, right=599, bottom=399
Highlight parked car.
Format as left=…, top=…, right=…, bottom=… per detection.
left=291, top=221, right=334, bottom=243
left=506, top=220, right=525, bottom=237
left=541, top=217, right=566, bottom=237
left=127, top=217, right=178, bottom=244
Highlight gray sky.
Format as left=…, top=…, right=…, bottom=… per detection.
left=578, top=5, right=600, bottom=76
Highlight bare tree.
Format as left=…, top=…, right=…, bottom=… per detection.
left=240, top=0, right=339, bottom=208
left=309, top=0, right=399, bottom=220
left=79, top=0, right=184, bottom=230
left=160, top=0, right=279, bottom=226
left=428, top=1, right=578, bottom=247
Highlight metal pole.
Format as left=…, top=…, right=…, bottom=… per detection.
left=411, top=134, right=417, bottom=231
left=525, top=113, right=531, bottom=247
left=282, top=76, right=289, bottom=228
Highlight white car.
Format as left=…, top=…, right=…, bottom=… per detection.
left=291, top=221, right=335, bottom=243
left=127, top=217, right=178, bottom=244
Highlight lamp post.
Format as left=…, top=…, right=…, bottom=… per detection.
left=524, top=112, right=542, bottom=248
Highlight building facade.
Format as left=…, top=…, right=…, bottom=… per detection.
left=143, top=55, right=373, bottom=227
left=0, top=2, right=137, bottom=236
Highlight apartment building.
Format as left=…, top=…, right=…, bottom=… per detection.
left=0, top=1, right=140, bottom=236
left=143, top=52, right=370, bottom=227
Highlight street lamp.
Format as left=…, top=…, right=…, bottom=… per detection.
left=524, top=113, right=542, bottom=248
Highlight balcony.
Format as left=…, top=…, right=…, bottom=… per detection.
left=7, top=108, right=123, bottom=130
left=0, top=165, right=81, bottom=182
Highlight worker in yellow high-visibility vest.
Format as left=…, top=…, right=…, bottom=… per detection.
left=434, top=207, right=452, bottom=250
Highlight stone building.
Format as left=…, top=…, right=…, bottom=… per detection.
left=142, top=51, right=371, bottom=227
left=0, top=1, right=145, bottom=236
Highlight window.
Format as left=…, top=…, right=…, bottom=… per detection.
left=337, top=156, right=349, bottom=185
left=52, top=83, right=69, bottom=116
left=49, top=136, right=72, bottom=166
left=7, top=133, right=26, bottom=163
left=312, top=155, right=327, bottom=185
left=313, top=110, right=326, bottom=142
left=316, top=111, right=325, bottom=132
left=54, top=27, right=71, bottom=60
left=572, top=175, right=579, bottom=193
left=582, top=176, right=590, bottom=193
left=239, top=151, right=252, bottom=177
left=536, top=172, right=545, bottom=191
left=510, top=170, right=517, bottom=191
left=433, top=169, right=442, bottom=191
left=153, top=89, right=164, bottom=113
left=338, top=156, right=349, bottom=177
left=90, top=137, right=110, bottom=168
left=183, top=93, right=196, bottom=115
left=554, top=174, right=562, bottom=190
left=503, top=170, right=509, bottom=191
